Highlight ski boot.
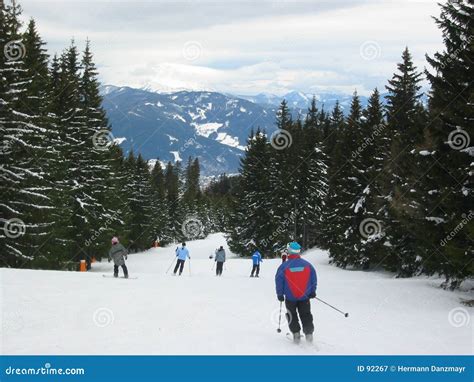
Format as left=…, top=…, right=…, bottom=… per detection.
left=292, top=332, right=301, bottom=344
left=124, top=274, right=129, bottom=279
left=305, top=333, right=313, bottom=343
left=113, top=273, right=118, bottom=278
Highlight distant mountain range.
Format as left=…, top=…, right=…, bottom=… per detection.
left=101, top=86, right=370, bottom=175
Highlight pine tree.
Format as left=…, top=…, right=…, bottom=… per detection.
left=301, top=97, right=328, bottom=248
left=325, top=92, right=367, bottom=268
left=228, top=129, right=274, bottom=255
left=381, top=47, right=428, bottom=276
left=356, top=88, right=389, bottom=266
left=420, top=0, right=473, bottom=287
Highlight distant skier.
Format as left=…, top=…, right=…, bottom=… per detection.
left=174, top=242, right=190, bottom=276
left=250, top=249, right=263, bottom=277
left=214, top=246, right=226, bottom=276
left=108, top=237, right=129, bottom=278
left=275, top=242, right=317, bottom=343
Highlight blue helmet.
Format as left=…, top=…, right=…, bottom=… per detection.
left=287, top=241, right=302, bottom=254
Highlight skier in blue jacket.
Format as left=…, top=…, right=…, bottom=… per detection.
left=174, top=242, right=190, bottom=276
left=275, top=242, right=317, bottom=343
left=250, top=249, right=263, bottom=277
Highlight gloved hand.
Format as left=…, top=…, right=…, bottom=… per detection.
left=277, top=295, right=284, bottom=302
left=108, top=258, right=111, bottom=263
left=125, top=255, right=128, bottom=260
left=309, top=291, right=316, bottom=299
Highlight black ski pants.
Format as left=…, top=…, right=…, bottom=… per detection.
left=114, top=264, right=128, bottom=277
left=285, top=299, right=314, bottom=335
left=250, top=264, right=260, bottom=276
left=174, top=259, right=185, bottom=274
left=216, top=261, right=224, bottom=276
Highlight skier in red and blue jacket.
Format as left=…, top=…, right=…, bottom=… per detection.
left=275, top=241, right=317, bottom=343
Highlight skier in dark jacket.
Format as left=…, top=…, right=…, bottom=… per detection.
left=214, top=246, right=226, bottom=276
left=108, top=237, right=129, bottom=278
left=250, top=250, right=262, bottom=277
left=275, top=242, right=317, bottom=343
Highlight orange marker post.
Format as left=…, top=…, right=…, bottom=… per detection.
left=80, top=259, right=87, bottom=272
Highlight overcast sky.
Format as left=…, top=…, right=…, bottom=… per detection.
left=20, top=0, right=445, bottom=96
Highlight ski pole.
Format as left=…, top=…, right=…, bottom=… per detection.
left=276, top=301, right=283, bottom=333
left=211, top=261, right=215, bottom=271
left=315, top=297, right=349, bottom=318
left=188, top=259, right=191, bottom=276
left=165, top=257, right=176, bottom=274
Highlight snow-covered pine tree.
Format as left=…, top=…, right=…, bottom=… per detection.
left=302, top=96, right=328, bottom=248
left=227, top=129, right=274, bottom=256
left=123, top=152, right=154, bottom=251
left=420, top=0, right=473, bottom=287
left=79, top=40, right=124, bottom=259
left=326, top=92, right=368, bottom=268
left=149, top=159, right=169, bottom=245
left=355, top=88, right=390, bottom=267
left=266, top=101, right=296, bottom=250
left=0, top=4, right=54, bottom=266
left=381, top=48, right=428, bottom=276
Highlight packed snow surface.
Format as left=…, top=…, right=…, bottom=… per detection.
left=1, top=233, right=472, bottom=355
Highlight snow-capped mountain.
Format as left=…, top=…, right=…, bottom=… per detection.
left=101, top=86, right=278, bottom=175
left=101, top=86, right=371, bottom=175
left=238, top=90, right=370, bottom=112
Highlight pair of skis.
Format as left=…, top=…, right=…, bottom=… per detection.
left=102, top=274, right=137, bottom=279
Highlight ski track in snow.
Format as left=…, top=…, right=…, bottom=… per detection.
left=1, top=233, right=472, bottom=355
